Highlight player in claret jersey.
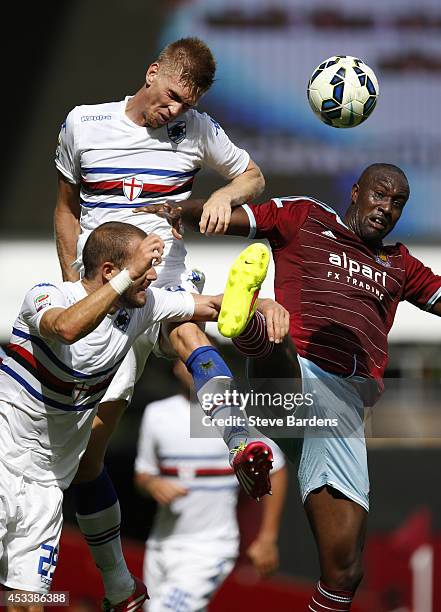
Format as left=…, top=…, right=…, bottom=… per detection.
left=139, top=163, right=441, bottom=610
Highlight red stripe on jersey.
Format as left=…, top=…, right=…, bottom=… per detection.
left=7, top=343, right=75, bottom=391
left=81, top=179, right=121, bottom=191
left=81, top=177, right=194, bottom=194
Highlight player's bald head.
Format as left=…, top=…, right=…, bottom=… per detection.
left=357, top=163, right=410, bottom=196
left=83, top=222, right=146, bottom=279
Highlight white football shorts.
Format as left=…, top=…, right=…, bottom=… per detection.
left=143, top=541, right=235, bottom=612
left=0, top=458, right=63, bottom=592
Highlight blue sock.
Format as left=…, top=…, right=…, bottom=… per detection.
left=186, top=346, right=249, bottom=452
left=72, top=466, right=118, bottom=515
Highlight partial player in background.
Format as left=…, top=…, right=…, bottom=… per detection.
left=53, top=37, right=266, bottom=608
left=135, top=359, right=287, bottom=612
left=137, top=163, right=441, bottom=610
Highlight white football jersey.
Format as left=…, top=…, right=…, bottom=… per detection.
left=135, top=395, right=285, bottom=555
left=55, top=98, right=250, bottom=274
left=0, top=281, right=194, bottom=490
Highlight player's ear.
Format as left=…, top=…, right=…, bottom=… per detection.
left=351, top=183, right=359, bottom=204
left=102, top=261, right=118, bottom=282
left=146, top=63, right=159, bottom=86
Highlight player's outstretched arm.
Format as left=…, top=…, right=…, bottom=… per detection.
left=40, top=235, right=164, bottom=344
left=133, top=200, right=251, bottom=238
left=199, top=158, right=265, bottom=235
left=246, top=465, right=288, bottom=577
left=191, top=295, right=289, bottom=345
left=54, top=172, right=82, bottom=282
left=256, top=298, right=290, bottom=344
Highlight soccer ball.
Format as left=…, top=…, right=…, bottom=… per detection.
left=307, top=56, right=379, bottom=128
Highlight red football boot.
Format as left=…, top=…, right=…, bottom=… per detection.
left=102, top=575, right=149, bottom=612
left=231, top=441, right=273, bottom=501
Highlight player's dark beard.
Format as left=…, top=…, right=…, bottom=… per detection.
left=119, top=290, right=146, bottom=309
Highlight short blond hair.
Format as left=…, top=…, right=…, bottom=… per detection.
left=157, top=37, right=216, bottom=98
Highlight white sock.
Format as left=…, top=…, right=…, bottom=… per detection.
left=196, top=375, right=249, bottom=452
left=76, top=501, right=134, bottom=603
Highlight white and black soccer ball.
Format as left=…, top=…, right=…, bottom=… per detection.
left=307, top=56, right=379, bottom=128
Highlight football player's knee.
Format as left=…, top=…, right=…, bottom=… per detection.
left=169, top=321, right=209, bottom=352
left=322, top=545, right=364, bottom=591
left=73, top=453, right=104, bottom=483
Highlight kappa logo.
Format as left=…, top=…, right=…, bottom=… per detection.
left=123, top=176, right=143, bottom=201
left=167, top=121, right=186, bottom=144
left=321, top=230, right=337, bottom=239
left=80, top=114, right=112, bottom=122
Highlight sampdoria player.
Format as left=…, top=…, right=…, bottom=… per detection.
left=135, top=359, right=287, bottom=612
left=136, top=163, right=441, bottom=610
left=53, top=37, right=267, bottom=608
left=0, top=223, right=287, bottom=610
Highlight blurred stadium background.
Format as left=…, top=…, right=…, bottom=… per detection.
left=1, top=0, right=441, bottom=610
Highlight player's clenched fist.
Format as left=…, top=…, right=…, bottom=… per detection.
left=127, top=233, right=164, bottom=280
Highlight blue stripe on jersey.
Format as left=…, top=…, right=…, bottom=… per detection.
left=82, top=167, right=200, bottom=179
left=188, top=484, right=237, bottom=491
left=0, top=364, right=99, bottom=412
left=12, top=327, right=124, bottom=380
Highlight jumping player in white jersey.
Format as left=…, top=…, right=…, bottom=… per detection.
left=0, top=222, right=287, bottom=611
left=135, top=360, right=287, bottom=612
left=53, top=38, right=268, bottom=608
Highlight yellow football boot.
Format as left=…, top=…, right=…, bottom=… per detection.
left=218, top=243, right=270, bottom=338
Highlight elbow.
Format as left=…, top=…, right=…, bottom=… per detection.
left=253, top=167, right=265, bottom=198
left=54, top=323, right=80, bottom=344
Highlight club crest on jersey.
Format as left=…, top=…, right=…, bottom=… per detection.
left=72, top=382, right=90, bottom=404
left=114, top=308, right=131, bottom=332
left=374, top=250, right=392, bottom=267
left=167, top=121, right=186, bottom=144
left=177, top=462, right=196, bottom=480
left=123, top=176, right=143, bottom=201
